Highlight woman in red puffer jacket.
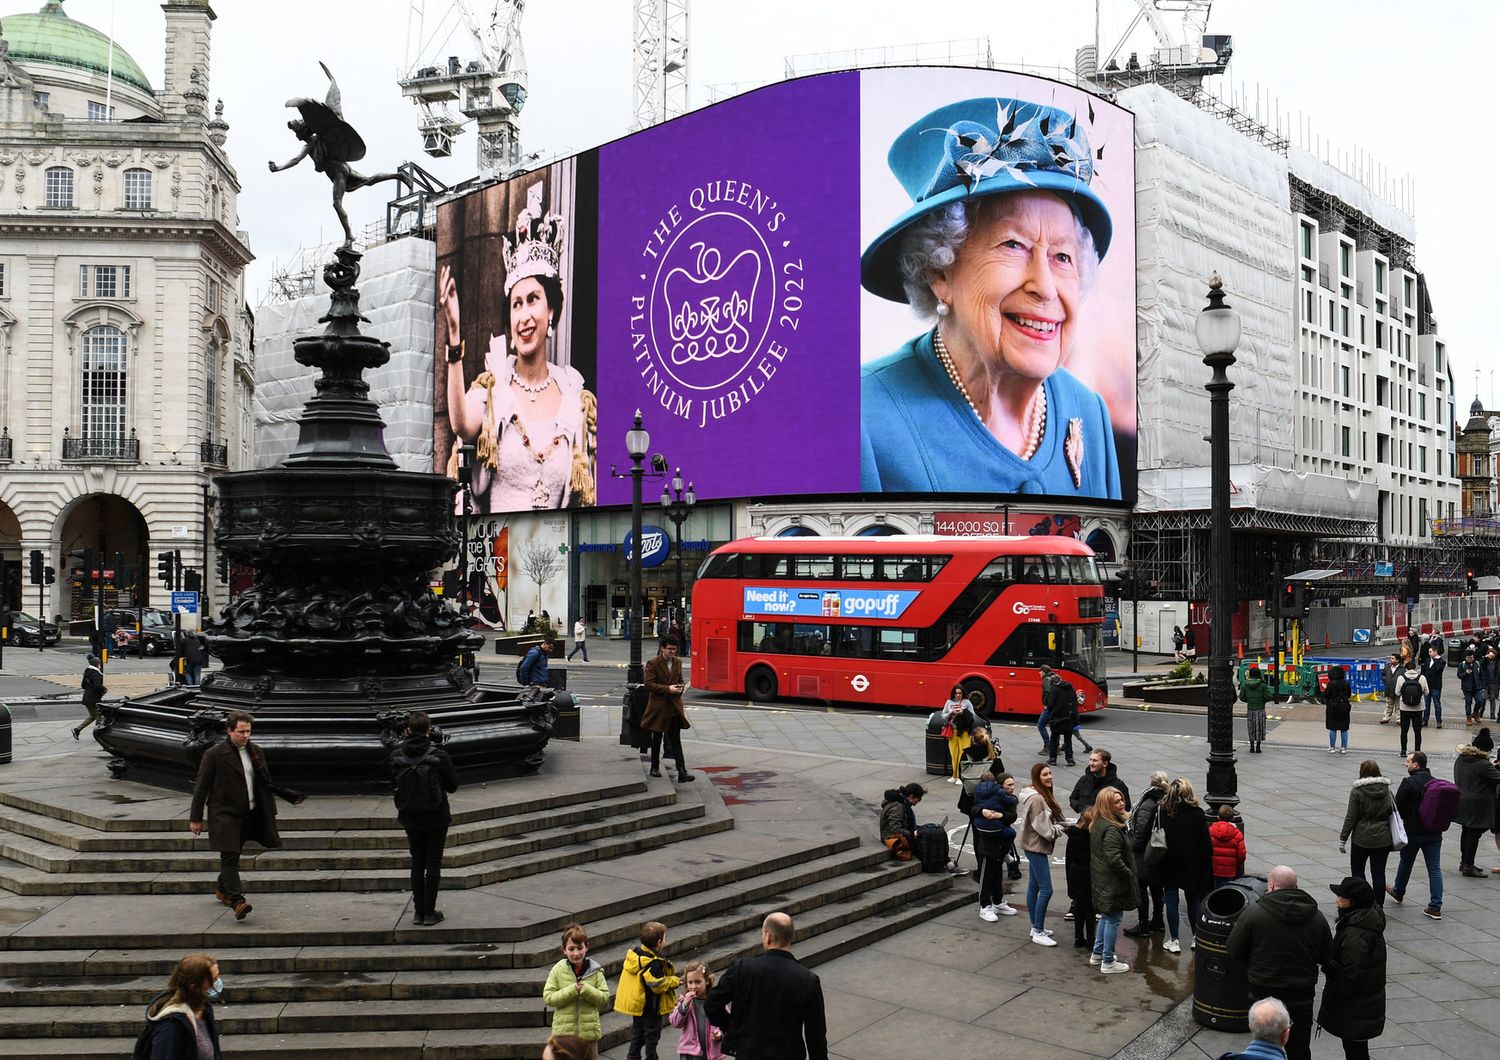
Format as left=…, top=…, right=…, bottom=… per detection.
left=1208, top=804, right=1247, bottom=888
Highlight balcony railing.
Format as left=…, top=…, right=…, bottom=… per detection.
left=61, top=428, right=138, bottom=463
left=200, top=439, right=229, bottom=466
left=0, top=427, right=11, bottom=462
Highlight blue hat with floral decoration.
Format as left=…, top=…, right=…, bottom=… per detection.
left=861, top=96, right=1114, bottom=303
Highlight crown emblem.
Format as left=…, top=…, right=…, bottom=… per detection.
left=502, top=181, right=566, bottom=294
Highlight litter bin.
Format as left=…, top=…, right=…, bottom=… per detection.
left=924, top=712, right=950, bottom=777
left=0, top=701, right=10, bottom=765
left=551, top=690, right=579, bottom=741
left=1193, top=875, right=1268, bottom=1031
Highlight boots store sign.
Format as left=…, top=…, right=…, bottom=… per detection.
left=622, top=527, right=671, bottom=568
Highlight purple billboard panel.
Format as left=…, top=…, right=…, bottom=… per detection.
left=595, top=73, right=862, bottom=505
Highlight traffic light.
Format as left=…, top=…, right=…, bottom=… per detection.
left=216, top=550, right=229, bottom=583
left=157, top=551, right=175, bottom=587
left=182, top=568, right=202, bottom=593
left=1405, top=565, right=1421, bottom=605
left=1280, top=580, right=1306, bottom=619
left=28, top=549, right=42, bottom=584
left=43, top=565, right=55, bottom=585
left=1467, top=569, right=1479, bottom=593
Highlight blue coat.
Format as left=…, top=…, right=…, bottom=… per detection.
left=860, top=331, right=1122, bottom=498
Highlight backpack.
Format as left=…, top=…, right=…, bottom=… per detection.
left=516, top=647, right=539, bottom=685
left=1418, top=778, right=1460, bottom=833
left=915, top=821, right=949, bottom=873
left=1399, top=676, right=1424, bottom=707
left=132, top=1022, right=154, bottom=1060
left=393, top=749, right=445, bottom=815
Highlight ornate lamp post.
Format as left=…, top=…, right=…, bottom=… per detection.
left=1196, top=273, right=1242, bottom=808
left=660, top=467, right=696, bottom=649
left=625, top=410, right=651, bottom=686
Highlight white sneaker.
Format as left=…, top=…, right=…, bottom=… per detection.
left=994, top=901, right=1018, bottom=916
left=979, top=905, right=999, bottom=922
left=1030, top=930, right=1058, bottom=947
left=1339, top=747, right=1347, bottom=754
left=1100, top=959, right=1131, bottom=974
left=1328, top=747, right=1338, bottom=753
left=1088, top=952, right=1103, bottom=965
left=1163, top=938, right=1181, bottom=953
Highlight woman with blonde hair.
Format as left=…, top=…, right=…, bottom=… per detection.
left=1090, top=786, right=1137, bottom=973
left=140, top=953, right=223, bottom=1059
left=1018, top=761, right=1070, bottom=946
left=1153, top=777, right=1213, bottom=954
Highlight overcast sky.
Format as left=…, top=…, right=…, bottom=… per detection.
left=47, top=0, right=1499, bottom=415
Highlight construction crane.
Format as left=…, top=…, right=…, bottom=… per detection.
left=400, top=0, right=529, bottom=176
left=632, top=0, right=690, bottom=131
left=1090, top=1, right=1231, bottom=85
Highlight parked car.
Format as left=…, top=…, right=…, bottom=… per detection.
left=106, top=609, right=173, bottom=655
left=3, top=611, right=61, bottom=647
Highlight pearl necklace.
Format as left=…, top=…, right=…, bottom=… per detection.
left=933, top=328, right=1046, bottom=461
left=512, top=369, right=553, bottom=402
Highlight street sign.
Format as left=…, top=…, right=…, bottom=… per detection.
left=1374, top=562, right=1394, bottom=577
left=1352, top=629, right=1371, bottom=644
left=170, top=526, right=189, bottom=538
left=171, top=591, right=199, bottom=614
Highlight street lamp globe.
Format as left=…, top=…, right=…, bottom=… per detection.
left=625, top=409, right=650, bottom=461
left=684, top=481, right=696, bottom=507
left=1195, top=273, right=1242, bottom=359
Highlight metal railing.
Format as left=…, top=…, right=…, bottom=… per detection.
left=199, top=439, right=228, bottom=466
left=61, top=428, right=138, bottom=462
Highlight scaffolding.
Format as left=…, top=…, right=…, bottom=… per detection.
left=1289, top=174, right=1414, bottom=273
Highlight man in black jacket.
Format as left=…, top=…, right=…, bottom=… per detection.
left=390, top=711, right=459, bottom=926
left=1069, top=748, right=1132, bottom=813
left=1225, top=865, right=1333, bottom=1060
left=1386, top=751, right=1443, bottom=918
left=706, top=911, right=826, bottom=1060
left=1045, top=676, right=1079, bottom=767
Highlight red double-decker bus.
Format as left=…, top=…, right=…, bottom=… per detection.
left=689, top=536, right=1108, bottom=716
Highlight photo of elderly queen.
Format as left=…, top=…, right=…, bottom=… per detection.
left=860, top=94, right=1125, bottom=499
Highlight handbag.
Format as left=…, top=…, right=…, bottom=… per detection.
left=1145, top=812, right=1169, bottom=866
left=1388, top=807, right=1408, bottom=851
left=940, top=724, right=955, bottom=739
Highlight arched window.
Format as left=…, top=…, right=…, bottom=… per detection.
left=81, top=325, right=127, bottom=440
left=776, top=526, right=820, bottom=537
left=44, top=166, right=73, bottom=208
left=1084, top=529, right=1117, bottom=562
left=123, top=168, right=152, bottom=209
left=855, top=524, right=906, bottom=536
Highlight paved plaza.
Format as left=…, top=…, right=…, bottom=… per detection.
left=3, top=639, right=1498, bottom=1059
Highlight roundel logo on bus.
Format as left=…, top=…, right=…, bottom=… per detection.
left=850, top=674, right=870, bottom=693
left=1012, top=601, right=1048, bottom=616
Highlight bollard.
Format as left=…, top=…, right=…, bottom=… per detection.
left=0, top=701, right=11, bottom=765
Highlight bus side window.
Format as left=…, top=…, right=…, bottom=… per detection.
left=1021, top=559, right=1043, bottom=583
left=836, top=626, right=875, bottom=658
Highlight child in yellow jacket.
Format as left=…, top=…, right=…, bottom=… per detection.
left=613, top=920, right=680, bottom=1060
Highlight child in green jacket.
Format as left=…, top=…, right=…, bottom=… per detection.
left=543, top=923, right=610, bottom=1050
left=613, top=920, right=681, bottom=1060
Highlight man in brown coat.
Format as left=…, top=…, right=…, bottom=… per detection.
left=189, top=711, right=303, bottom=920
left=642, top=636, right=694, bottom=783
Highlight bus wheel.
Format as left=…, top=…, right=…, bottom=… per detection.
left=745, top=666, right=778, bottom=703
left=961, top=678, right=996, bottom=720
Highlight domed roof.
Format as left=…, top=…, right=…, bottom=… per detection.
left=2, top=1, right=154, bottom=95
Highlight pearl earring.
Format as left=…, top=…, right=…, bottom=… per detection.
left=935, top=301, right=950, bottom=318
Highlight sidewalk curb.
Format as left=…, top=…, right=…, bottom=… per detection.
left=1117, top=998, right=1199, bottom=1060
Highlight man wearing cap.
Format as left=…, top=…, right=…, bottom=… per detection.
left=1317, top=877, right=1387, bottom=1059
left=1225, top=865, right=1332, bottom=1060
left=859, top=95, right=1123, bottom=499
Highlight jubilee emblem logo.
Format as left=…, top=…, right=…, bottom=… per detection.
left=631, top=179, right=803, bottom=427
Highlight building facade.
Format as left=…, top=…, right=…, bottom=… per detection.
left=0, top=0, right=253, bottom=624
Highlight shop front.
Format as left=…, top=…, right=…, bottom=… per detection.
left=571, top=504, right=733, bottom=639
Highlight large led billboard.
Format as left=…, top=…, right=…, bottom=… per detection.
left=435, top=67, right=1136, bottom=513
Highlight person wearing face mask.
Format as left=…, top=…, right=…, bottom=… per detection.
left=137, top=953, right=223, bottom=1059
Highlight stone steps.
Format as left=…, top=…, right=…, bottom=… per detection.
left=0, top=790, right=733, bottom=896
left=0, top=785, right=677, bottom=853
left=0, top=742, right=965, bottom=1058
left=0, top=871, right=965, bottom=1050
left=0, top=796, right=704, bottom=875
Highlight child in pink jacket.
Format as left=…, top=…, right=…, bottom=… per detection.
left=667, top=961, right=724, bottom=1060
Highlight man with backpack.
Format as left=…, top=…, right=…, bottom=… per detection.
left=517, top=638, right=553, bottom=688
left=390, top=711, right=459, bottom=926
left=1386, top=751, right=1453, bottom=919
left=1395, top=661, right=1427, bottom=756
